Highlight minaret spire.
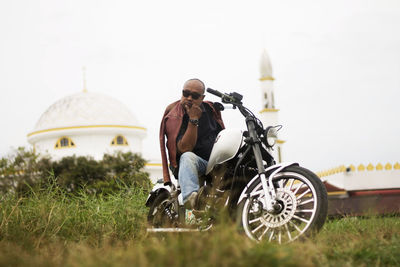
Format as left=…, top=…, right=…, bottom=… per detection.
left=82, top=66, right=88, bottom=93
left=259, top=49, right=284, bottom=162
left=260, top=49, right=274, bottom=81
left=260, top=49, right=275, bottom=109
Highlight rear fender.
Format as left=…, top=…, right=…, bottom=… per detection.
left=145, top=182, right=172, bottom=207
left=237, top=162, right=299, bottom=204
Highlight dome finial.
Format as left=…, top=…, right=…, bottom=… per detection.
left=82, top=66, right=88, bottom=93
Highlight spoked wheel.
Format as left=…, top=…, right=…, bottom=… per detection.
left=238, top=166, right=328, bottom=243
left=147, top=191, right=179, bottom=227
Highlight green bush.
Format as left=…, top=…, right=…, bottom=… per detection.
left=0, top=147, right=151, bottom=195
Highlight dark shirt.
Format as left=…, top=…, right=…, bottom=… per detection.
left=177, top=103, right=222, bottom=161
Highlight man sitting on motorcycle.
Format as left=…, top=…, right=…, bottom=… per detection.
left=160, top=79, right=225, bottom=209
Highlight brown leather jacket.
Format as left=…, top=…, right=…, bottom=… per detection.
left=159, top=100, right=225, bottom=183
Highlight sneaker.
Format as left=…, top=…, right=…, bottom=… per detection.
left=185, top=191, right=198, bottom=209
left=185, top=209, right=196, bottom=225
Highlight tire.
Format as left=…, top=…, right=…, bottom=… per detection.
left=147, top=190, right=177, bottom=227
left=237, top=166, right=328, bottom=243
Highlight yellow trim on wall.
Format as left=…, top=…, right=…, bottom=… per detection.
left=318, top=162, right=400, bottom=178
left=145, top=163, right=162, bottom=167
left=358, top=164, right=365, bottom=171
left=367, top=163, right=374, bottom=171
left=259, top=108, right=279, bottom=113
left=316, top=165, right=347, bottom=177
left=259, top=76, right=275, bottom=81
left=349, top=164, right=355, bottom=171
left=28, top=125, right=147, bottom=137
left=394, top=162, right=400, bottom=170
left=276, top=139, right=285, bottom=144
left=376, top=163, right=383, bottom=170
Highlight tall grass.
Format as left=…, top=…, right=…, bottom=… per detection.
left=0, top=179, right=399, bottom=266
left=315, top=216, right=400, bottom=266
left=0, top=179, right=148, bottom=249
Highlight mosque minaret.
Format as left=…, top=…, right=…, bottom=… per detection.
left=259, top=49, right=285, bottom=162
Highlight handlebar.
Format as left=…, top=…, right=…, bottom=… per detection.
left=206, top=88, right=223, bottom=98
left=207, top=87, right=264, bottom=130
left=206, top=88, right=243, bottom=105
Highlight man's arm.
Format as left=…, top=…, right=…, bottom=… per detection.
left=177, top=103, right=202, bottom=153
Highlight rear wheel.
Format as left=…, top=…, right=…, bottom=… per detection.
left=147, top=191, right=178, bottom=227
left=238, top=166, right=328, bottom=243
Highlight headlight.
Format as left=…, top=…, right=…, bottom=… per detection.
left=264, top=126, right=278, bottom=147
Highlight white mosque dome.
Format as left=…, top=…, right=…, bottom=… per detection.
left=33, top=91, right=140, bottom=132
left=28, top=91, right=146, bottom=161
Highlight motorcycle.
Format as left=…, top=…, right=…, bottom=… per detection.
left=146, top=88, right=328, bottom=243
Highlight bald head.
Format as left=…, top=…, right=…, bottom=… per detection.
left=184, top=78, right=205, bottom=94
left=181, top=78, right=206, bottom=108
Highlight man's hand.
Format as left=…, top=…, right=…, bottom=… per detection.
left=184, top=103, right=202, bottom=119
left=178, top=103, right=202, bottom=154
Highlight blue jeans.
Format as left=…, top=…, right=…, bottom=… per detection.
left=178, top=152, right=208, bottom=203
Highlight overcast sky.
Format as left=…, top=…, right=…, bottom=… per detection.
left=1, top=0, right=399, bottom=172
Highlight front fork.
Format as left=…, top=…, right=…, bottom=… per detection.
left=246, top=118, right=277, bottom=213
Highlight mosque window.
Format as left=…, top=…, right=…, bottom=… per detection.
left=55, top=137, right=76, bottom=149
left=271, top=92, right=275, bottom=108
left=264, top=93, right=269, bottom=109
left=111, top=135, right=128, bottom=146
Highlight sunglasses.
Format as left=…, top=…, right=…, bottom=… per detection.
left=182, top=90, right=203, bottom=100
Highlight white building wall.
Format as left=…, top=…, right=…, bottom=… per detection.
left=260, top=111, right=279, bottom=128
left=30, top=127, right=144, bottom=160
left=322, top=170, right=400, bottom=191
left=144, top=164, right=164, bottom=184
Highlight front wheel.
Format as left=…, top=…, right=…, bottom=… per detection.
left=237, top=166, right=328, bottom=243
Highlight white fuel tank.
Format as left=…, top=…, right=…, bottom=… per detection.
left=206, top=129, right=244, bottom=174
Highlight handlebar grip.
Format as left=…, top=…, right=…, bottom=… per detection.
left=206, top=88, right=223, bottom=98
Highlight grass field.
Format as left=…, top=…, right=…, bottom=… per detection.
left=0, top=184, right=399, bottom=267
